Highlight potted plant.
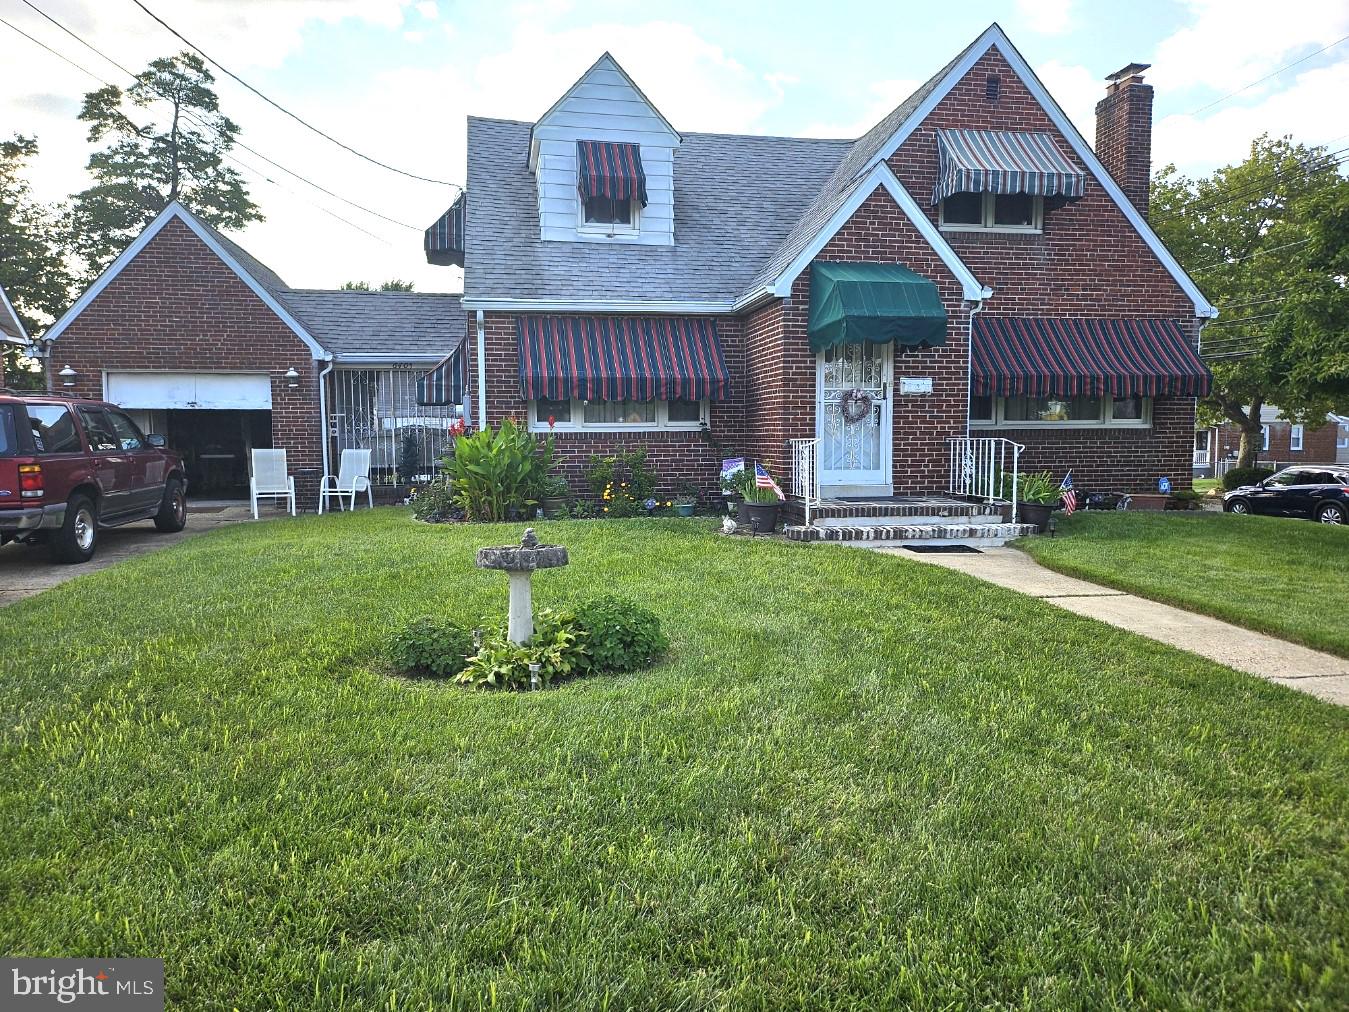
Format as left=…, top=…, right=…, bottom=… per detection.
left=538, top=473, right=570, bottom=518
left=1002, top=470, right=1060, bottom=533
left=672, top=481, right=699, bottom=517
left=737, top=466, right=784, bottom=534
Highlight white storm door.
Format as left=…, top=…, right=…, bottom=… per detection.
left=817, top=341, right=892, bottom=493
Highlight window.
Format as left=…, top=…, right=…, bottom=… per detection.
left=1265, top=469, right=1306, bottom=488
left=0, top=406, right=17, bottom=456
left=26, top=404, right=82, bottom=454
left=581, top=195, right=635, bottom=230
left=1290, top=424, right=1304, bottom=451
left=1262, top=425, right=1270, bottom=451
left=106, top=410, right=146, bottom=451
left=971, top=395, right=1150, bottom=428
left=528, top=398, right=707, bottom=432
left=76, top=407, right=120, bottom=453
left=940, top=192, right=1043, bottom=232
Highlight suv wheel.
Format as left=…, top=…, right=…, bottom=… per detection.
left=1317, top=502, right=1346, bottom=525
left=154, top=478, right=187, bottom=532
left=1227, top=499, right=1250, bottom=515
left=51, top=494, right=98, bottom=564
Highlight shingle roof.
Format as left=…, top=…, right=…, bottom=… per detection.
left=464, top=117, right=852, bottom=304
left=278, top=290, right=465, bottom=359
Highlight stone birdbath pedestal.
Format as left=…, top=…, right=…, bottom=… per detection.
left=475, top=529, right=569, bottom=644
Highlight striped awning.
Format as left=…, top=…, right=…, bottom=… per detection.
left=416, top=346, right=468, bottom=406
left=576, top=140, right=648, bottom=207
left=972, top=318, right=1212, bottom=398
left=933, top=129, right=1086, bottom=204
left=424, top=192, right=465, bottom=267
left=516, top=316, right=730, bottom=402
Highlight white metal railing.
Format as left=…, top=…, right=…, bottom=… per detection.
left=330, top=368, right=461, bottom=485
left=789, top=438, right=821, bottom=527
left=1193, top=449, right=1211, bottom=466
left=948, top=437, right=1024, bottom=523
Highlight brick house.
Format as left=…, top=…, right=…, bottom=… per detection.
left=38, top=203, right=467, bottom=505
left=1194, top=407, right=1347, bottom=476
left=434, top=22, right=1214, bottom=533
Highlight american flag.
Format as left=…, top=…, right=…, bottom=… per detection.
left=1060, top=471, right=1078, bottom=515
left=755, top=462, right=784, bottom=500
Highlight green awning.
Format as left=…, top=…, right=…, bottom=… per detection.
left=807, top=262, right=947, bottom=353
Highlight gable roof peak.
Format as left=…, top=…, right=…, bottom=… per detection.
left=529, top=49, right=681, bottom=155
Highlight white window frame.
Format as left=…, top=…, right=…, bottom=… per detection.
left=939, top=192, right=1044, bottom=234
left=1262, top=425, right=1270, bottom=451
left=970, top=394, right=1152, bottom=429
left=528, top=397, right=707, bottom=433
left=1290, top=423, right=1304, bottom=451
left=577, top=195, right=639, bottom=237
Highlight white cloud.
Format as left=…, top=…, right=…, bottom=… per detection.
left=402, top=30, right=425, bottom=43
left=414, top=1, right=439, bottom=19
left=1014, top=0, right=1075, bottom=36
left=801, top=79, right=920, bottom=138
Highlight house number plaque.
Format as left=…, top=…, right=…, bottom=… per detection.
left=899, top=377, right=933, bottom=395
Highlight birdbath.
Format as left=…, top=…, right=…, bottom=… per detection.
left=475, top=529, right=569, bottom=644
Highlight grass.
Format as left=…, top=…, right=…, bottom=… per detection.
left=1192, top=478, right=1221, bottom=496
left=1, top=511, right=1347, bottom=1010
left=1021, top=510, right=1349, bottom=657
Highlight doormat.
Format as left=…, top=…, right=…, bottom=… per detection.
left=903, top=544, right=983, bottom=554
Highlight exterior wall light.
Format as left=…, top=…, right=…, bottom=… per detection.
left=285, top=367, right=300, bottom=389
left=58, top=365, right=77, bottom=387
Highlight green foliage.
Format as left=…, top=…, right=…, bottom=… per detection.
left=589, top=448, right=657, bottom=517
left=539, top=473, right=570, bottom=499
left=672, top=481, right=700, bottom=506
left=67, top=51, right=261, bottom=280
left=572, top=595, right=668, bottom=673
left=387, top=616, right=475, bottom=678
left=396, top=430, right=423, bottom=485
left=456, top=610, right=589, bottom=690
left=443, top=419, right=553, bottom=521
left=1222, top=466, right=1276, bottom=491
left=729, top=464, right=783, bottom=503
left=409, top=476, right=456, bottom=521
left=340, top=279, right=416, bottom=291
left=0, top=135, right=71, bottom=386
left=999, top=470, right=1061, bottom=505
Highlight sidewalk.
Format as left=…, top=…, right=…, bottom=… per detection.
left=884, top=546, right=1349, bottom=706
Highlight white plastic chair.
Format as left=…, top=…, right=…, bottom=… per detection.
left=319, top=449, right=373, bottom=514
left=249, top=449, right=296, bottom=519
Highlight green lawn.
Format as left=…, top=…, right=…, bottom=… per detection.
left=1192, top=478, right=1221, bottom=496
left=1021, top=511, right=1349, bottom=657
left=2, top=512, right=1348, bottom=1010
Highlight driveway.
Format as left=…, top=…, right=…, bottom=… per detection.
left=0, top=503, right=254, bottom=607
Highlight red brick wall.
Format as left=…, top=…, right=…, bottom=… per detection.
left=1213, top=419, right=1341, bottom=465
left=1095, top=78, right=1154, bottom=218
left=469, top=310, right=747, bottom=500
left=46, top=217, right=325, bottom=505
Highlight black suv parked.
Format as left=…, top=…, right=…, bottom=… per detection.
left=1223, top=466, right=1349, bottom=525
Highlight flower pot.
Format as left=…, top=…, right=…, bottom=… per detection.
left=740, top=500, right=780, bottom=534
left=1018, top=501, right=1053, bottom=533
left=674, top=503, right=696, bottom=517
left=540, top=496, right=568, bottom=518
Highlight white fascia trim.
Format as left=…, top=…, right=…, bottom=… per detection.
left=333, top=353, right=448, bottom=364
left=856, top=23, right=1217, bottom=318
left=0, top=284, right=29, bottom=343
left=461, top=297, right=734, bottom=314
left=41, top=201, right=333, bottom=359
left=766, top=162, right=986, bottom=302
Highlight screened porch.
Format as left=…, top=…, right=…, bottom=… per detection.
left=329, top=367, right=463, bottom=485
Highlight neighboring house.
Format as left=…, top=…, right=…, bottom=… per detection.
left=1195, top=406, right=1345, bottom=475
left=0, top=283, right=30, bottom=388
left=38, top=203, right=466, bottom=502
left=431, top=22, right=1213, bottom=508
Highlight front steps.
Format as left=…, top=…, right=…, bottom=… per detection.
left=779, top=494, right=1035, bottom=548
left=784, top=521, right=1037, bottom=548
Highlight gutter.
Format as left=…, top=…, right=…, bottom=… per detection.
left=475, top=310, right=487, bottom=431
left=317, top=355, right=334, bottom=479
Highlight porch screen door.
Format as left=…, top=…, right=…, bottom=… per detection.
left=818, top=341, right=891, bottom=490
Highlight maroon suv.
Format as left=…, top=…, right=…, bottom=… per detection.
left=0, top=390, right=188, bottom=563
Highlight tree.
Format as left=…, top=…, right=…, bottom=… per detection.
left=1152, top=135, right=1349, bottom=467
left=1, top=136, right=72, bottom=387
left=340, top=279, right=416, bottom=291
left=67, top=52, right=261, bottom=281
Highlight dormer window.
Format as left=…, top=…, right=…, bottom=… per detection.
left=576, top=139, right=647, bottom=236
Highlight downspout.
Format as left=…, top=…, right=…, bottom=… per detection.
left=475, top=309, right=487, bottom=431
left=317, top=354, right=334, bottom=479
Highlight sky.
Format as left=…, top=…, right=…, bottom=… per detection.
left=2, top=0, right=1348, bottom=304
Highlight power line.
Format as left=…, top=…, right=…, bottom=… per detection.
left=131, top=0, right=459, bottom=190
left=1185, top=34, right=1349, bottom=116
left=19, top=0, right=420, bottom=232
left=0, top=14, right=395, bottom=246
left=1217, top=288, right=1300, bottom=311
left=1191, top=237, right=1312, bottom=275
left=1204, top=311, right=1281, bottom=328
left=1151, top=145, right=1349, bottom=225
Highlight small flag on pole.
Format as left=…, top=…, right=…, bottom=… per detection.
left=1060, top=471, right=1077, bottom=516
left=755, top=462, right=784, bottom=500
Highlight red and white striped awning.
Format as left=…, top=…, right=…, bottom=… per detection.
left=576, top=140, right=648, bottom=207
left=933, top=129, right=1086, bottom=204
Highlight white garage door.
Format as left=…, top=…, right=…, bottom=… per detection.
left=106, top=372, right=273, bottom=410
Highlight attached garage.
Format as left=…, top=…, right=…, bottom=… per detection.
left=106, top=372, right=273, bottom=410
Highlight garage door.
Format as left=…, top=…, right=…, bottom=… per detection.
left=106, top=372, right=273, bottom=410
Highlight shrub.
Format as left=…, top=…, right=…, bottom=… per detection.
left=456, top=609, right=589, bottom=690
left=444, top=419, right=554, bottom=521
left=1223, top=466, right=1275, bottom=491
left=388, top=617, right=475, bottom=678
left=573, top=595, right=668, bottom=673
left=997, top=470, right=1061, bottom=505
left=588, top=449, right=657, bottom=517
left=396, top=429, right=423, bottom=485
left=410, top=476, right=458, bottom=521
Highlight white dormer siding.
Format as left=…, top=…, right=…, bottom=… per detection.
left=529, top=53, right=680, bottom=247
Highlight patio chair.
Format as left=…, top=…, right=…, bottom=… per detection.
left=249, top=449, right=296, bottom=519
left=319, top=449, right=373, bottom=514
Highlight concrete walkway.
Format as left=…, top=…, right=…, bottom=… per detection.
left=0, top=503, right=253, bottom=607
left=885, top=546, right=1349, bottom=706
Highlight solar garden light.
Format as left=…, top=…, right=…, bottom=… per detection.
left=528, top=663, right=542, bottom=691
left=1048, top=516, right=1058, bottom=538
left=475, top=528, right=569, bottom=646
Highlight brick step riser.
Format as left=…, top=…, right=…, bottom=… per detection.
left=816, top=513, right=1004, bottom=528
left=784, top=523, right=1038, bottom=544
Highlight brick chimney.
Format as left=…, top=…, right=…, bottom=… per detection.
left=1095, top=62, right=1153, bottom=219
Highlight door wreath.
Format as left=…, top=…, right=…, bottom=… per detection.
left=839, top=388, right=875, bottom=425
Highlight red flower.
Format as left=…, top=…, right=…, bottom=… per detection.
left=547, top=415, right=556, bottom=429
